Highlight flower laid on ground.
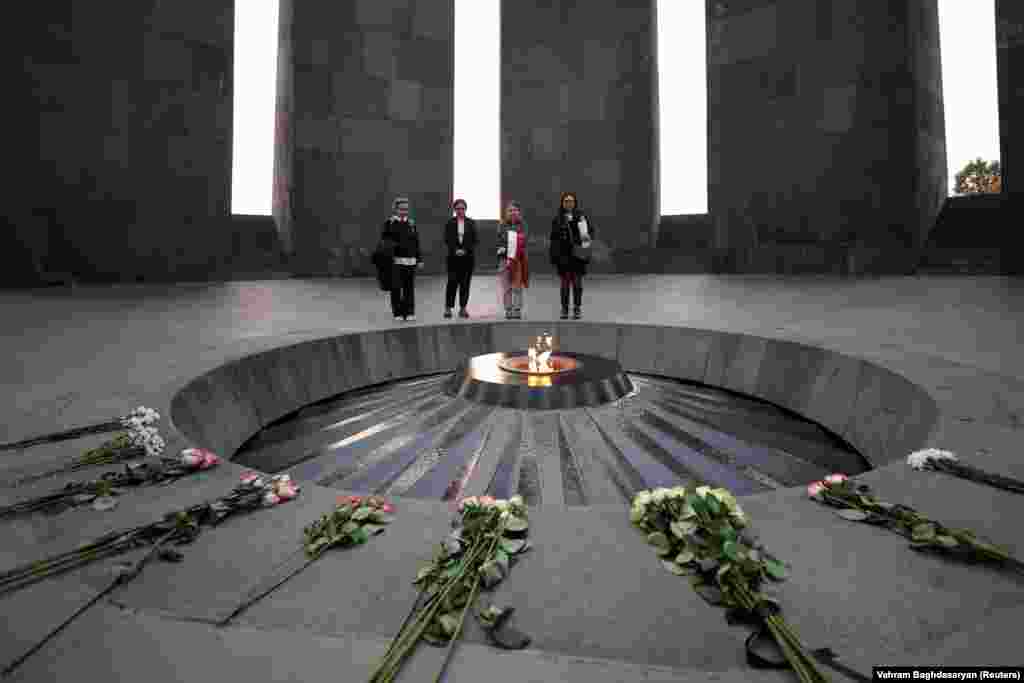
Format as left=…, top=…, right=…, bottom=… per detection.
left=369, top=494, right=532, bottom=683
left=218, top=494, right=397, bottom=627
left=4, top=429, right=171, bottom=489
left=632, top=485, right=833, bottom=683
left=807, top=473, right=1024, bottom=574
left=0, top=449, right=223, bottom=520
left=303, top=495, right=395, bottom=557
left=0, top=470, right=299, bottom=677
left=0, top=405, right=162, bottom=452
left=0, top=471, right=299, bottom=598
left=906, top=448, right=1024, bottom=494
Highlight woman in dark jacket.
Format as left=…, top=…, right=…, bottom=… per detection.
left=443, top=198, right=477, bottom=319
left=549, top=192, right=593, bottom=319
left=380, top=196, right=422, bottom=321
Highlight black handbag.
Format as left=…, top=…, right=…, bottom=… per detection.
left=572, top=241, right=591, bottom=262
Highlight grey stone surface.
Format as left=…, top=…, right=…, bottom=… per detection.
left=1, top=273, right=1023, bottom=679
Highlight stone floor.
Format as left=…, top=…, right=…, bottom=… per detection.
left=1, top=274, right=1023, bottom=682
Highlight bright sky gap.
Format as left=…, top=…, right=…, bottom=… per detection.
left=230, top=0, right=280, bottom=216
left=657, top=1, right=708, bottom=216
left=937, top=0, right=1001, bottom=195
left=453, top=0, right=501, bottom=221
left=230, top=4, right=988, bottom=215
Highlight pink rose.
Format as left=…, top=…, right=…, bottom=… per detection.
left=262, top=492, right=281, bottom=507
left=479, top=496, right=496, bottom=506
left=180, top=450, right=203, bottom=467
left=807, top=481, right=825, bottom=498
left=240, top=472, right=260, bottom=484
left=199, top=452, right=220, bottom=470
left=349, top=495, right=363, bottom=506
left=824, top=473, right=848, bottom=486
left=276, top=484, right=300, bottom=501
left=381, top=503, right=394, bottom=513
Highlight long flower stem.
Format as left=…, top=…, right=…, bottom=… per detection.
left=371, top=532, right=495, bottom=683
left=0, top=421, right=124, bottom=452
left=935, top=460, right=1024, bottom=494
left=372, top=552, right=481, bottom=682
left=0, top=527, right=177, bottom=678
left=432, top=522, right=505, bottom=683
left=731, top=582, right=829, bottom=683
left=434, top=572, right=482, bottom=683
left=219, top=550, right=317, bottom=626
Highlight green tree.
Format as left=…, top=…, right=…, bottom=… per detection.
left=954, top=157, right=1001, bottom=194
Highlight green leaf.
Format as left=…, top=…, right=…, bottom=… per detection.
left=661, top=559, right=689, bottom=575
left=670, top=520, right=697, bottom=539
left=340, top=521, right=359, bottom=535
left=351, top=506, right=371, bottom=521
left=934, top=535, right=959, bottom=548
left=439, top=613, right=461, bottom=637
left=675, top=549, right=695, bottom=565
left=414, top=566, right=434, bottom=584
left=836, top=509, right=870, bottom=522
left=500, top=538, right=527, bottom=555
left=495, top=549, right=510, bottom=574
left=503, top=515, right=529, bottom=534
left=722, top=540, right=740, bottom=562
left=705, top=494, right=722, bottom=516
left=646, top=532, right=672, bottom=551
left=349, top=526, right=370, bottom=545
left=911, top=523, right=937, bottom=543
left=687, top=494, right=707, bottom=517
left=764, top=558, right=788, bottom=580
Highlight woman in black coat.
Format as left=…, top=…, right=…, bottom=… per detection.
left=443, top=198, right=478, bottom=319
left=549, top=192, right=594, bottom=319
left=380, top=196, right=422, bottom=321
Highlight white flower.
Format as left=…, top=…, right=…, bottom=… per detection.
left=907, top=448, right=957, bottom=470
left=695, top=485, right=712, bottom=498
left=634, top=491, right=652, bottom=508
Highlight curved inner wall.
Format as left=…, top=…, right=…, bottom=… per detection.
left=234, top=371, right=869, bottom=506
left=170, top=323, right=940, bottom=477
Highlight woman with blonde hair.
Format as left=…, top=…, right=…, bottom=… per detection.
left=496, top=201, right=529, bottom=319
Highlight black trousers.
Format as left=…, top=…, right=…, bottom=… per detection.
left=559, top=270, right=584, bottom=309
left=445, top=257, right=474, bottom=309
left=390, top=264, right=416, bottom=317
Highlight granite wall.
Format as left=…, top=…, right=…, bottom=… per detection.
left=288, top=0, right=455, bottom=277
left=5, top=1, right=277, bottom=285
left=6, top=0, right=1021, bottom=287
left=700, top=0, right=944, bottom=275
left=500, top=0, right=659, bottom=274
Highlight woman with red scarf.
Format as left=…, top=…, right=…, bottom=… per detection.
left=496, top=201, right=529, bottom=319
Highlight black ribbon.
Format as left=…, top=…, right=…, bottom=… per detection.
left=727, top=604, right=871, bottom=683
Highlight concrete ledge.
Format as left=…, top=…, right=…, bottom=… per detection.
left=170, top=323, right=939, bottom=468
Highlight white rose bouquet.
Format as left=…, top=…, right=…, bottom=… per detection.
left=1, top=405, right=162, bottom=452
left=632, top=485, right=834, bottom=683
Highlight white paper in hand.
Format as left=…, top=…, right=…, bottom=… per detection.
left=507, top=231, right=517, bottom=259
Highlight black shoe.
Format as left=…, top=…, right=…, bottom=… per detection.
left=560, top=309, right=569, bottom=320
left=458, top=308, right=470, bottom=319
left=444, top=309, right=453, bottom=319
left=573, top=308, right=581, bottom=320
